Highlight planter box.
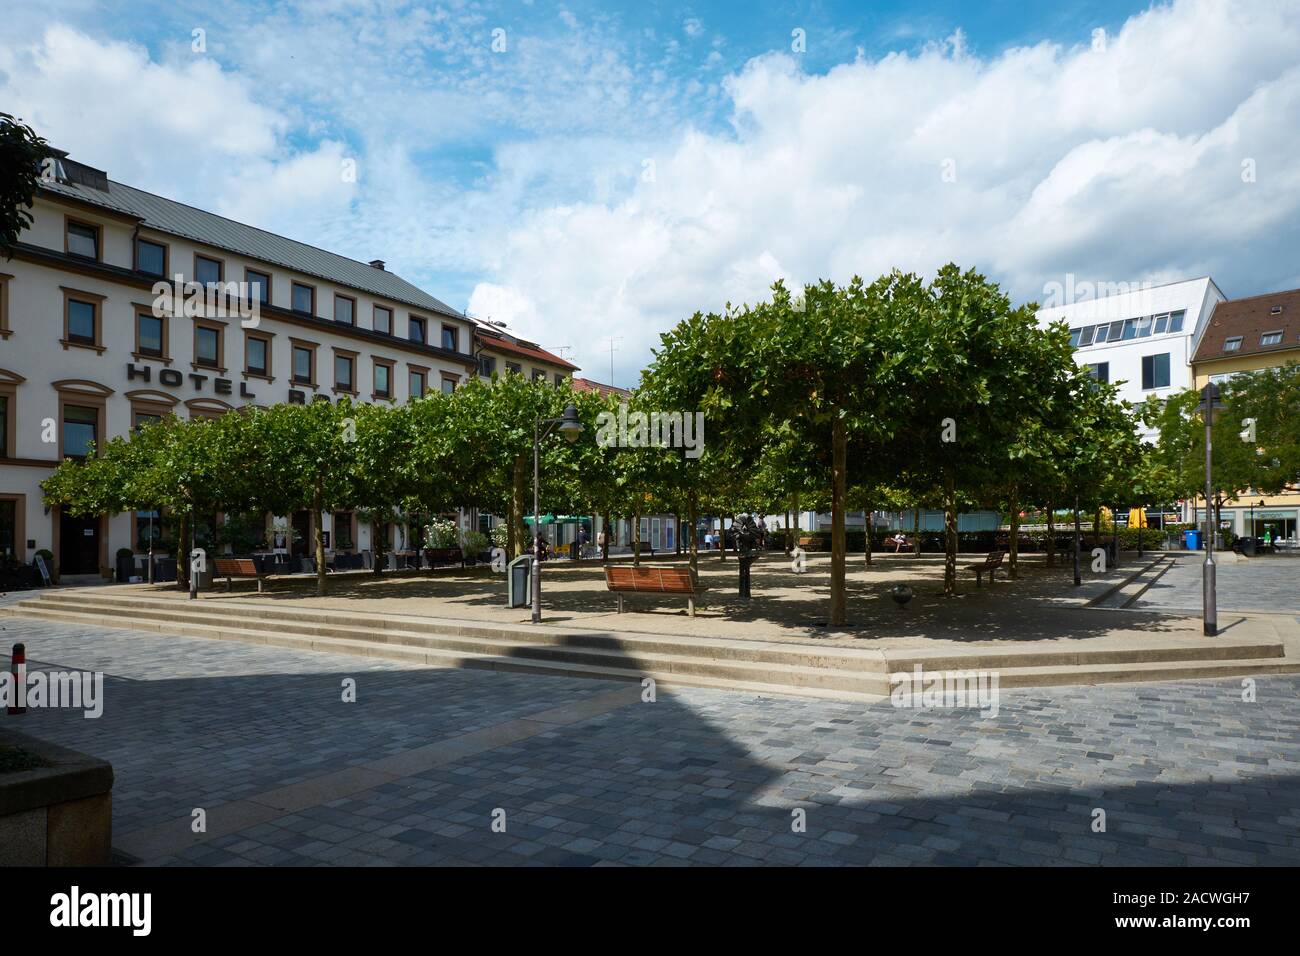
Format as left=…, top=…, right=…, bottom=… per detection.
left=0, top=730, right=114, bottom=866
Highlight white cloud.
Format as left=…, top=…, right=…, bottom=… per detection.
left=471, top=0, right=1300, bottom=384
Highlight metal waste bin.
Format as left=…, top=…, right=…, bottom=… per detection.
left=506, top=555, right=531, bottom=608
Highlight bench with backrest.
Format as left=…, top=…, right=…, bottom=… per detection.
left=969, top=550, right=1005, bottom=587
left=423, top=547, right=464, bottom=569
left=605, top=565, right=701, bottom=617
left=214, top=557, right=269, bottom=593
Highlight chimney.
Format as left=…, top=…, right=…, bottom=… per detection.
left=368, top=259, right=385, bottom=270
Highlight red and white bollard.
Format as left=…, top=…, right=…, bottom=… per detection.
left=7, top=643, right=25, bottom=715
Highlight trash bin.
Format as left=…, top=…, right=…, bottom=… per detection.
left=1242, top=537, right=1257, bottom=557
left=1185, top=529, right=1201, bottom=550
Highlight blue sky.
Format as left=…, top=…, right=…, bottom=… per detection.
left=3, top=1, right=1299, bottom=384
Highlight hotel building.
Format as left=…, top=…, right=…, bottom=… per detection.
left=0, top=152, right=478, bottom=579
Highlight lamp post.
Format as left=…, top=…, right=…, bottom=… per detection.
left=1197, top=382, right=1227, bottom=636
left=531, top=404, right=584, bottom=624
left=1250, top=499, right=1264, bottom=540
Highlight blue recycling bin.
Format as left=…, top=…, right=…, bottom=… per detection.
left=1184, top=529, right=1201, bottom=550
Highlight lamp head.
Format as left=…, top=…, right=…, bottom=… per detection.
left=558, top=404, right=584, bottom=443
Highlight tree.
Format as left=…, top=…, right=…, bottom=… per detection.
left=0, top=114, right=56, bottom=258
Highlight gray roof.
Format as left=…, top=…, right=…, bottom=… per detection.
left=38, top=177, right=466, bottom=321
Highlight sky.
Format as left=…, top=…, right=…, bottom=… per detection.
left=2, top=0, right=1299, bottom=386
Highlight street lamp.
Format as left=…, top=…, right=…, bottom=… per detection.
left=531, top=404, right=584, bottom=623
left=1197, top=382, right=1227, bottom=636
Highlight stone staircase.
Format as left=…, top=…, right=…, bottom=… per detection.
left=5, top=589, right=1298, bottom=700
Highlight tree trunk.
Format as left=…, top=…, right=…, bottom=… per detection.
left=372, top=518, right=386, bottom=575
left=314, top=482, right=327, bottom=597
left=719, top=515, right=728, bottom=561
left=913, top=506, right=921, bottom=556
left=830, top=418, right=847, bottom=626
left=687, top=492, right=699, bottom=586
left=862, top=500, right=872, bottom=565
left=633, top=511, right=641, bottom=567
left=792, top=493, right=800, bottom=552
left=601, top=513, right=611, bottom=562
left=177, top=512, right=190, bottom=590
left=1072, top=491, right=1082, bottom=587
left=942, top=472, right=958, bottom=596
left=674, top=512, right=682, bottom=555
left=1008, top=486, right=1020, bottom=579
left=1046, top=501, right=1056, bottom=567
left=509, top=455, right=527, bottom=561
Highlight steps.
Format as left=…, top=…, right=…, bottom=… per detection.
left=5, top=589, right=1299, bottom=699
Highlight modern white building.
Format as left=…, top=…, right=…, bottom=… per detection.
left=0, top=152, right=479, bottom=579
left=1036, top=277, right=1227, bottom=438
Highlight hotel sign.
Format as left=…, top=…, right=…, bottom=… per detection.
left=126, top=364, right=320, bottom=405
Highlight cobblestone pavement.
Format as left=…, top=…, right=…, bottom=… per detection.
left=1135, top=555, right=1300, bottom=614
left=2, top=617, right=1298, bottom=866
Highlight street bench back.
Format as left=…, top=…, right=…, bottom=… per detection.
left=605, top=565, right=696, bottom=594
left=214, top=558, right=259, bottom=577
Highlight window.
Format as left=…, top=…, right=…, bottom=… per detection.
left=0, top=498, right=18, bottom=560
left=506, top=361, right=522, bottom=375
left=1141, top=353, right=1170, bottom=390
left=334, top=294, right=355, bottom=326
left=1078, top=325, right=1096, bottom=347
left=292, top=282, right=315, bottom=315
left=373, top=362, right=392, bottom=399
left=408, top=369, right=426, bottom=399
left=63, top=405, right=98, bottom=459
left=0, top=274, right=9, bottom=339
left=1085, top=362, right=1109, bottom=384
left=136, top=238, right=166, bottom=277
left=67, top=299, right=97, bottom=344
left=1133, top=315, right=1153, bottom=338
left=441, top=375, right=458, bottom=395
left=1223, top=336, right=1243, bottom=352
left=1069, top=328, right=1082, bottom=347
left=1120, top=318, right=1139, bottom=341
left=245, top=336, right=269, bottom=377
left=532, top=369, right=547, bottom=382
left=334, top=354, right=355, bottom=392
left=195, top=325, right=222, bottom=369
left=409, top=316, right=427, bottom=344
left=137, top=313, right=164, bottom=357
left=555, top=373, right=566, bottom=387
left=478, top=354, right=497, bottom=376
left=245, top=269, right=271, bottom=306
left=66, top=221, right=99, bottom=260
left=1261, top=330, right=1283, bottom=346
left=333, top=512, right=354, bottom=550
left=133, top=412, right=162, bottom=432
left=195, top=255, right=223, bottom=286
left=373, top=306, right=392, bottom=335
left=1153, top=314, right=1169, bottom=334
left=0, top=395, right=7, bottom=457
left=441, top=325, right=458, bottom=351
left=1168, top=311, right=1185, bottom=333
left=292, top=345, right=315, bottom=385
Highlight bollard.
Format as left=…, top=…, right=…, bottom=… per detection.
left=7, top=642, right=26, bottom=715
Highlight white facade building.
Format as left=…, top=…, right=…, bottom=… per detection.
left=1035, top=277, right=1227, bottom=438
left=0, top=153, right=478, bottom=579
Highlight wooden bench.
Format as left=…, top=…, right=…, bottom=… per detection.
left=605, top=565, right=700, bottom=617
left=423, top=547, right=464, bottom=568
left=969, top=550, right=1005, bottom=587
left=214, top=557, right=268, bottom=593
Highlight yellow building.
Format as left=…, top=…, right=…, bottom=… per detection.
left=1190, top=287, right=1300, bottom=544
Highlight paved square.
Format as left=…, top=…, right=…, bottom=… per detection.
left=2, top=615, right=1298, bottom=866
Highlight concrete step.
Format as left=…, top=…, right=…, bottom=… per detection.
left=8, top=590, right=1297, bottom=696
left=2, top=603, right=892, bottom=696
left=12, top=591, right=888, bottom=671
left=2, top=603, right=890, bottom=701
